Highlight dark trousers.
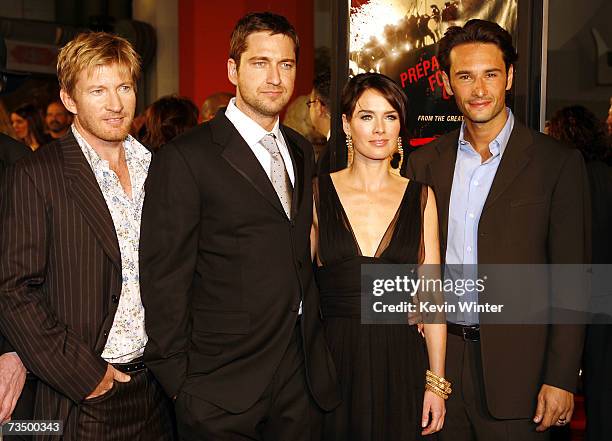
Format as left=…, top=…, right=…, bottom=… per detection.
left=64, top=369, right=175, bottom=441
left=583, top=323, right=612, bottom=441
left=440, top=332, right=549, bottom=441
left=175, top=323, right=322, bottom=441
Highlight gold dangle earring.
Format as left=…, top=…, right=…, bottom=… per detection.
left=397, top=136, right=404, bottom=170
left=390, top=136, right=404, bottom=176
left=346, top=134, right=354, bottom=167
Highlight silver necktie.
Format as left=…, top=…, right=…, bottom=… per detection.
left=260, top=133, right=293, bottom=217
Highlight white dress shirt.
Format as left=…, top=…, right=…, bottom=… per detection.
left=225, top=98, right=295, bottom=186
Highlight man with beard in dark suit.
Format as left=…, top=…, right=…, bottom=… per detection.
left=140, top=12, right=340, bottom=441
left=406, top=20, right=589, bottom=441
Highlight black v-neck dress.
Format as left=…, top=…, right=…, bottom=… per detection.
left=314, top=174, right=432, bottom=441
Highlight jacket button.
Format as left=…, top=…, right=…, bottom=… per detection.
left=297, top=260, right=303, bottom=269
left=111, top=295, right=119, bottom=304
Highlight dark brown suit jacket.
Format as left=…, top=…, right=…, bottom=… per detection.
left=406, top=121, right=590, bottom=419
left=140, top=111, right=341, bottom=414
left=0, top=133, right=29, bottom=355
left=0, top=133, right=123, bottom=438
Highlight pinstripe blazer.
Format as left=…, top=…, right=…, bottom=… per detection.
left=0, top=133, right=29, bottom=355
left=0, top=132, right=123, bottom=436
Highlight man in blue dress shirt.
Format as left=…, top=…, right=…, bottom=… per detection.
left=407, top=19, right=589, bottom=441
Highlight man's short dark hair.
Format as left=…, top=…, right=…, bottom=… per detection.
left=437, top=19, right=517, bottom=75
left=229, top=12, right=299, bottom=69
left=313, top=71, right=331, bottom=108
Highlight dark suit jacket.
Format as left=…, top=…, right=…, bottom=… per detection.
left=406, top=121, right=590, bottom=419
left=0, top=133, right=123, bottom=437
left=0, top=133, right=28, bottom=179
left=0, top=133, right=29, bottom=355
left=140, top=111, right=340, bottom=413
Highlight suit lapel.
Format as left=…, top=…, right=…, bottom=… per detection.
left=61, top=133, right=121, bottom=271
left=482, top=122, right=534, bottom=213
left=213, top=113, right=287, bottom=217
left=428, top=131, right=459, bottom=248
left=280, top=125, right=304, bottom=220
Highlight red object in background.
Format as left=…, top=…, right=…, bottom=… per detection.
left=571, top=394, right=585, bottom=441
left=178, top=0, right=314, bottom=111
left=409, top=137, right=437, bottom=147
left=9, top=44, right=56, bottom=65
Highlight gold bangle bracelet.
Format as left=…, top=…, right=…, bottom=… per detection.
left=426, top=379, right=452, bottom=393
left=426, top=370, right=451, bottom=385
left=425, top=380, right=452, bottom=395
left=426, top=370, right=452, bottom=395
left=425, top=384, right=449, bottom=400
left=426, top=380, right=451, bottom=393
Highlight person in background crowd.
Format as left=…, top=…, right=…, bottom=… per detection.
left=140, top=12, right=340, bottom=440
left=0, top=32, right=175, bottom=440
left=0, top=102, right=16, bottom=138
left=10, top=103, right=51, bottom=150
left=407, top=19, right=589, bottom=441
left=283, top=94, right=325, bottom=157
left=606, top=97, right=612, bottom=137
left=312, top=72, right=446, bottom=440
left=142, top=95, right=199, bottom=151
left=605, top=97, right=612, bottom=166
left=548, top=105, right=612, bottom=441
left=201, top=91, right=233, bottom=122
left=45, top=99, right=72, bottom=139
left=0, top=132, right=32, bottom=440
left=308, top=71, right=331, bottom=141
left=308, top=71, right=332, bottom=175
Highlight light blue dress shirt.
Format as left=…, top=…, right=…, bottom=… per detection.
left=445, top=108, right=514, bottom=324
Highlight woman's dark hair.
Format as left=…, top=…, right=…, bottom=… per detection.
left=142, top=95, right=199, bottom=151
left=12, top=103, right=50, bottom=147
left=437, top=19, right=518, bottom=75
left=341, top=73, right=409, bottom=138
left=548, top=105, right=610, bottom=162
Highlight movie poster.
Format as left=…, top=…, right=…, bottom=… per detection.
left=349, top=0, right=517, bottom=146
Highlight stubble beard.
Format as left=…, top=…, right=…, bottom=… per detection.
left=48, top=122, right=66, bottom=133
left=464, top=100, right=504, bottom=125
left=245, top=94, right=287, bottom=118
left=78, top=115, right=132, bottom=143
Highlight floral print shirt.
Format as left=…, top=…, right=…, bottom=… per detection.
left=72, top=125, right=151, bottom=363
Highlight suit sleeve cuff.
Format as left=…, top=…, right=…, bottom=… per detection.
left=144, top=354, right=187, bottom=398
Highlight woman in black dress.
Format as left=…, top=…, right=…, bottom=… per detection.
left=312, top=73, right=447, bottom=440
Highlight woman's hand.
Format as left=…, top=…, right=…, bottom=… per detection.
left=421, top=389, right=446, bottom=435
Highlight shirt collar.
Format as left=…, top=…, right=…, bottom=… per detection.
left=458, top=107, right=514, bottom=158
left=71, top=124, right=151, bottom=174
left=225, top=98, right=281, bottom=147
